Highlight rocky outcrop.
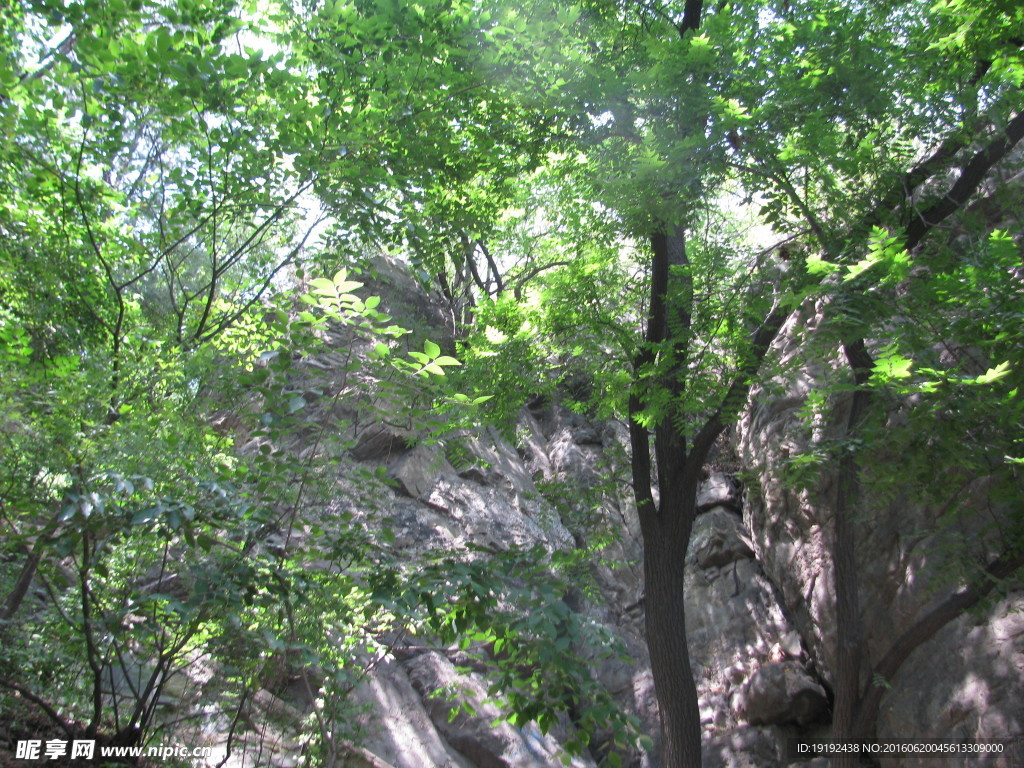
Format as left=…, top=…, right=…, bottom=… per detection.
left=193, top=383, right=832, bottom=768
left=388, top=444, right=455, bottom=498
left=701, top=726, right=786, bottom=768
left=689, top=506, right=754, bottom=569
left=733, top=661, right=827, bottom=727
left=875, top=594, right=1024, bottom=768
left=402, top=652, right=598, bottom=768
left=683, top=495, right=824, bottom=745
left=736, top=306, right=1024, bottom=763
left=187, top=258, right=1021, bottom=768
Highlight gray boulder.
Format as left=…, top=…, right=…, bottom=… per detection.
left=690, top=508, right=755, bottom=569
left=733, top=661, right=827, bottom=727
left=701, top=725, right=784, bottom=768
left=697, top=473, right=742, bottom=512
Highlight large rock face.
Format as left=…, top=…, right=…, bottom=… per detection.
left=185, top=259, right=1020, bottom=768
left=874, top=595, right=1024, bottom=768
left=193, top=383, right=831, bottom=768
left=736, top=306, right=1024, bottom=763
left=733, top=661, right=827, bottom=727
left=325, top=408, right=828, bottom=768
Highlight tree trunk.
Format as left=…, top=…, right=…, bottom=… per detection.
left=641, top=496, right=702, bottom=768
left=830, top=446, right=864, bottom=768
left=629, top=225, right=704, bottom=767
left=0, top=546, right=42, bottom=626
left=628, top=218, right=791, bottom=765
left=829, top=344, right=872, bottom=768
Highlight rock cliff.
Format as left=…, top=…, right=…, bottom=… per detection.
left=737, top=307, right=1023, bottom=768
left=177, top=258, right=1020, bottom=768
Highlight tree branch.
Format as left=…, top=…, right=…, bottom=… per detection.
left=0, top=679, right=74, bottom=737
left=854, top=549, right=1024, bottom=738
left=905, top=109, right=1024, bottom=251
left=514, top=260, right=570, bottom=298
left=477, top=239, right=505, bottom=295
left=691, top=299, right=791, bottom=464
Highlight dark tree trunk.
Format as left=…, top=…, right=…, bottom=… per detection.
left=0, top=510, right=65, bottom=631
left=629, top=226, right=705, bottom=767
left=830, top=343, right=872, bottom=768
left=0, top=546, right=42, bottom=626
left=641, top=496, right=702, bottom=768
left=629, top=223, right=790, bottom=767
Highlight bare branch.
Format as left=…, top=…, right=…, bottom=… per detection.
left=854, top=550, right=1024, bottom=738
left=0, top=679, right=74, bottom=737
left=904, top=110, right=1024, bottom=251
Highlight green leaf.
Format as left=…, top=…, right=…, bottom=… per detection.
left=806, top=253, right=838, bottom=276
left=872, top=352, right=913, bottom=382
left=309, top=277, right=336, bottom=292
left=132, top=506, right=161, bottom=526
left=972, top=362, right=1012, bottom=385
left=845, top=254, right=881, bottom=281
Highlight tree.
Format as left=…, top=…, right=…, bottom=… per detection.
left=0, top=0, right=625, bottom=759
left=4, top=0, right=1023, bottom=764
left=452, top=1, right=1024, bottom=765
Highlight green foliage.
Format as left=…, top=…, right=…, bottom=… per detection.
left=4, top=0, right=1024, bottom=764
left=372, top=544, right=644, bottom=760
left=1, top=249, right=636, bottom=762
left=785, top=219, right=1024, bottom=569
left=0, top=269, right=407, bottom=749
